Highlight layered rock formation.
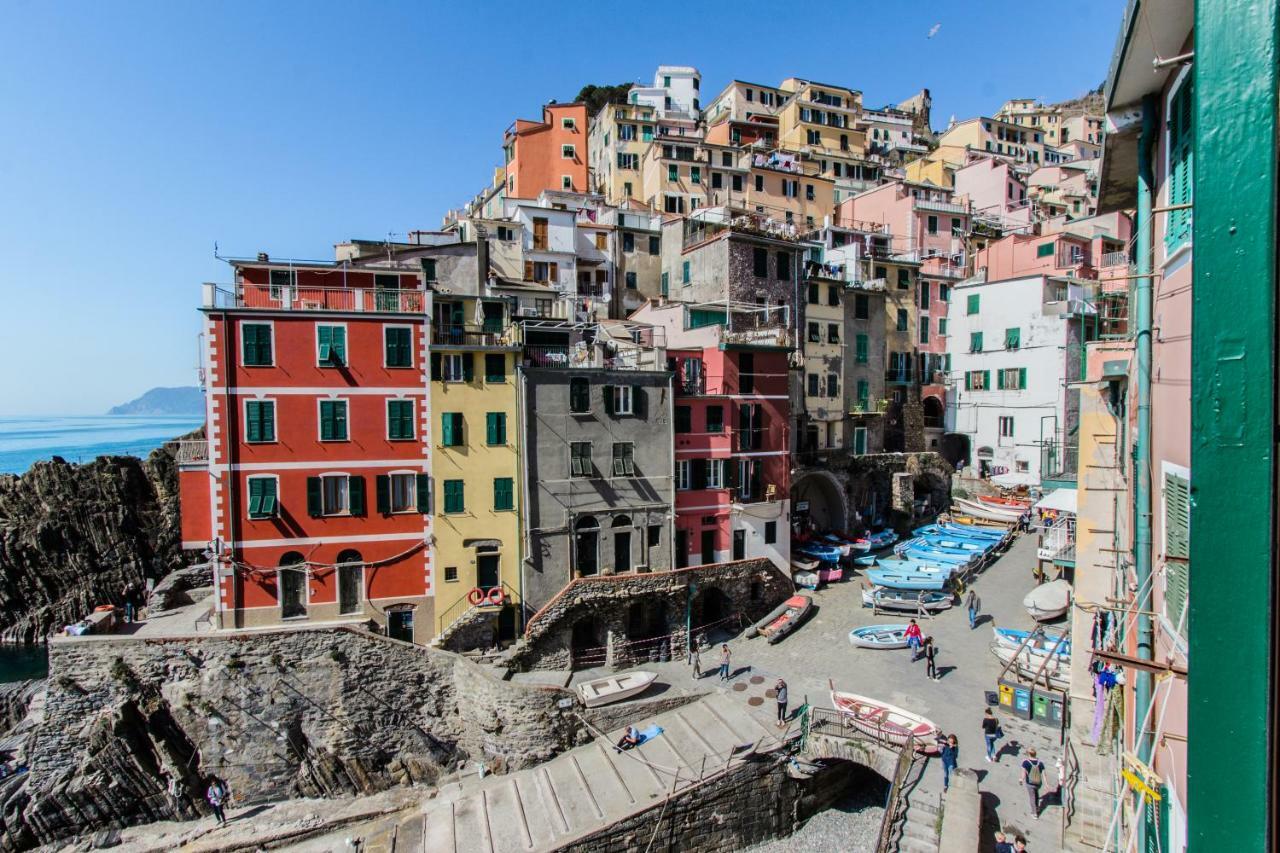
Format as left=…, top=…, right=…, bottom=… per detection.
left=0, top=435, right=195, bottom=643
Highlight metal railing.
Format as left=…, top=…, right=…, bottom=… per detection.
left=1099, top=251, right=1130, bottom=268
left=206, top=283, right=425, bottom=313
left=722, top=326, right=793, bottom=348
left=523, top=344, right=664, bottom=371
left=914, top=197, right=968, bottom=215
left=878, top=732, right=918, bottom=853
left=431, top=324, right=516, bottom=347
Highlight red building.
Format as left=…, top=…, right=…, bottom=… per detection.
left=633, top=303, right=792, bottom=570
left=180, top=259, right=433, bottom=642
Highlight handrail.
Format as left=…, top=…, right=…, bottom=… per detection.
left=876, top=732, right=917, bottom=853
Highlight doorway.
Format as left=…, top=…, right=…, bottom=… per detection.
left=676, top=529, right=688, bottom=569
left=477, top=553, right=500, bottom=591
left=387, top=609, right=414, bottom=643
left=575, top=516, right=600, bottom=576
left=613, top=516, right=633, bottom=573
left=701, top=530, right=716, bottom=565
left=732, top=529, right=746, bottom=561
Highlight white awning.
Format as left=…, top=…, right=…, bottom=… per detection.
left=1034, top=488, right=1078, bottom=515
left=990, top=471, right=1039, bottom=488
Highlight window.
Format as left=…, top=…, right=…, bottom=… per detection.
left=674, top=405, right=692, bottom=433
left=807, top=371, right=820, bottom=397
left=668, top=164, right=679, bottom=183
left=682, top=260, right=691, bottom=284
left=806, top=129, right=820, bottom=145
left=754, top=174, right=764, bottom=192
left=828, top=286, right=840, bottom=307
left=1005, top=327, right=1021, bottom=350
left=828, top=323, right=840, bottom=343
left=661, top=272, right=669, bottom=296
left=690, top=166, right=701, bottom=184
left=706, top=405, right=724, bottom=433
left=765, top=521, right=777, bottom=544
left=319, top=400, right=348, bottom=441
left=856, top=379, right=869, bottom=409
left=1036, top=242, right=1055, bottom=258
left=826, top=374, right=838, bottom=397
left=247, top=476, right=278, bottom=519
left=387, top=400, right=415, bottom=440
left=1166, top=74, right=1194, bottom=251
left=927, top=215, right=938, bottom=235
left=570, top=442, right=593, bottom=477
left=484, top=353, right=506, bottom=383
left=595, top=232, right=607, bottom=251
left=782, top=179, right=798, bottom=198
left=705, top=458, right=724, bottom=489
left=617, top=152, right=638, bottom=170
left=624, top=181, right=633, bottom=196
left=1163, top=469, right=1190, bottom=636
left=443, top=479, right=465, bottom=514
left=376, top=472, right=425, bottom=514
left=493, top=477, right=514, bottom=511
left=737, top=352, right=754, bottom=394
left=611, top=442, right=635, bottom=477
left=245, top=400, right=275, bottom=443
left=676, top=460, right=691, bottom=490
left=384, top=327, right=412, bottom=368
left=732, top=174, right=743, bottom=192
left=317, top=325, right=347, bottom=366
left=610, top=385, right=634, bottom=415
left=625, top=271, right=637, bottom=289
left=562, top=116, right=576, bottom=130
left=808, top=322, right=820, bottom=343
left=570, top=377, right=590, bottom=413
left=964, top=370, right=990, bottom=390
left=562, top=144, right=576, bottom=159
left=969, top=332, right=984, bottom=353
left=853, top=426, right=867, bottom=455
left=855, top=334, right=869, bottom=363
left=808, top=283, right=820, bottom=304
left=897, top=309, right=908, bottom=331
left=242, top=323, right=273, bottom=366
left=898, top=268, right=910, bottom=289
left=997, top=367, right=1027, bottom=390
left=918, top=281, right=931, bottom=310
left=918, top=316, right=930, bottom=345
left=443, top=566, right=458, bottom=583
left=999, top=416, right=1014, bottom=437
left=441, top=412, right=463, bottom=446
left=648, top=236, right=660, bottom=255
left=939, top=318, right=948, bottom=336
left=752, top=247, right=768, bottom=277
left=268, top=269, right=295, bottom=301
left=854, top=294, right=869, bottom=320
left=307, top=473, right=359, bottom=516
left=485, top=412, right=507, bottom=446
left=776, top=251, right=791, bottom=281
left=940, top=284, right=950, bottom=302
left=966, top=293, right=980, bottom=315
left=805, top=184, right=815, bottom=201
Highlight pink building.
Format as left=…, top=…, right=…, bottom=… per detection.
left=836, top=181, right=971, bottom=261
left=953, top=157, right=1032, bottom=229
left=917, top=255, right=961, bottom=448
left=972, top=230, right=1096, bottom=282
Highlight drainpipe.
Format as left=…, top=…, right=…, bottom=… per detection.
left=1132, top=95, right=1157, bottom=766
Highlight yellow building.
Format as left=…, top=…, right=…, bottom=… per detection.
left=741, top=153, right=836, bottom=228
left=776, top=78, right=868, bottom=157
left=588, top=102, right=657, bottom=205
left=429, top=294, right=524, bottom=648
left=903, top=144, right=970, bottom=188
left=641, top=138, right=708, bottom=215
left=938, top=117, right=1049, bottom=165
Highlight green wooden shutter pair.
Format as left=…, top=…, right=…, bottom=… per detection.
left=967, top=293, right=980, bottom=315
left=385, top=327, right=412, bottom=367
left=246, top=400, right=275, bottom=442
left=441, top=413, right=463, bottom=447
left=855, top=334, right=868, bottom=363
left=494, top=477, right=514, bottom=511
left=486, top=412, right=507, bottom=446
left=1164, top=471, right=1191, bottom=637
left=970, top=332, right=983, bottom=353
left=388, top=400, right=414, bottom=440
left=1165, top=77, right=1194, bottom=251
left=682, top=261, right=690, bottom=283
left=1005, top=327, right=1021, bottom=349
left=320, top=401, right=347, bottom=441
left=243, top=324, right=273, bottom=366
left=443, top=480, right=465, bottom=514
left=247, top=477, right=277, bottom=519
left=318, top=326, right=346, bottom=365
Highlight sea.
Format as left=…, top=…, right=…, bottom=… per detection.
left=0, top=415, right=204, bottom=476
left=0, top=416, right=203, bottom=682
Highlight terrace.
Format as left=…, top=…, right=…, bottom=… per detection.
left=203, top=282, right=425, bottom=314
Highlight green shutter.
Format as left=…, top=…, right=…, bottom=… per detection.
left=856, top=379, right=868, bottom=408
left=320, top=400, right=347, bottom=441
left=348, top=475, right=365, bottom=516
left=376, top=474, right=391, bottom=514
left=856, top=334, right=868, bottom=363
left=444, top=480, right=464, bottom=514
left=1166, top=77, right=1194, bottom=251
left=416, top=473, right=431, bottom=514
left=244, top=324, right=272, bottom=366
left=1006, top=327, right=1021, bottom=349
left=661, top=272, right=669, bottom=296
left=964, top=372, right=972, bottom=390
left=462, top=353, right=475, bottom=382
left=682, top=260, right=690, bottom=283
left=997, top=369, right=1005, bottom=390
left=1018, top=367, right=1027, bottom=389
left=306, top=477, right=322, bottom=517
left=246, top=401, right=262, bottom=442
left=967, top=293, right=980, bottom=315
left=1164, top=472, right=1190, bottom=637
left=983, top=370, right=990, bottom=390
left=442, top=413, right=460, bottom=447
left=970, top=332, right=983, bottom=353
left=1036, top=243, right=1054, bottom=258
left=486, top=412, right=506, bottom=445
left=388, top=400, right=413, bottom=440
left=494, top=477, right=514, bottom=511
left=854, top=428, right=867, bottom=455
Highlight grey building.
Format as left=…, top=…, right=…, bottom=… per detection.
left=844, top=280, right=889, bottom=454
left=520, top=321, right=675, bottom=611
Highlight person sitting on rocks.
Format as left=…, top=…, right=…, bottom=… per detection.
left=615, top=725, right=641, bottom=752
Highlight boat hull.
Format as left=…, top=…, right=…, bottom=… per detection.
left=953, top=497, right=1024, bottom=522
left=577, top=671, right=659, bottom=708
left=748, top=594, right=813, bottom=644
left=829, top=689, right=940, bottom=751
left=848, top=625, right=910, bottom=649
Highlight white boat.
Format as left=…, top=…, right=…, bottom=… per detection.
left=992, top=645, right=1070, bottom=690
left=1023, top=579, right=1072, bottom=621
left=791, top=556, right=820, bottom=573
left=953, top=497, right=1024, bottom=522
left=576, top=671, right=659, bottom=708
left=993, top=627, right=1072, bottom=659
left=828, top=682, right=940, bottom=751
left=848, top=624, right=910, bottom=649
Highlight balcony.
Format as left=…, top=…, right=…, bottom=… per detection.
left=682, top=210, right=802, bottom=249
left=170, top=440, right=208, bottom=466
left=205, top=283, right=425, bottom=314
left=431, top=324, right=518, bottom=349
left=885, top=369, right=914, bottom=384
left=849, top=399, right=889, bottom=416
left=523, top=344, right=664, bottom=371
left=722, top=325, right=793, bottom=348
left=1100, top=251, right=1130, bottom=268
left=1037, top=515, right=1076, bottom=562
left=914, top=198, right=968, bottom=216
left=850, top=277, right=888, bottom=292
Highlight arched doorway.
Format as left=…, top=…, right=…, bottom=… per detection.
left=626, top=599, right=670, bottom=662
left=922, top=396, right=944, bottom=451
left=694, top=586, right=731, bottom=631
left=278, top=552, right=307, bottom=619
left=575, top=516, right=599, bottom=577
left=941, top=433, right=970, bottom=469
left=335, top=549, right=363, bottom=616
left=791, top=470, right=849, bottom=533
left=570, top=616, right=603, bottom=668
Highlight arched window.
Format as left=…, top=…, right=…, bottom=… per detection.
left=335, top=550, right=363, bottom=616
left=278, top=552, right=307, bottom=619
left=336, top=549, right=363, bottom=565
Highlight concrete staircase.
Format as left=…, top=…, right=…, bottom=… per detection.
left=892, top=761, right=943, bottom=853
left=369, top=692, right=781, bottom=852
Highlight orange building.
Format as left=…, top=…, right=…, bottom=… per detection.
left=503, top=103, right=589, bottom=199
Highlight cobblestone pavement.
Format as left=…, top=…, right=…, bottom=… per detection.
left=579, top=531, right=1068, bottom=851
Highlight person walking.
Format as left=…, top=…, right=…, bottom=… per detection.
left=775, top=679, right=789, bottom=727
left=966, top=589, right=980, bottom=629
left=939, top=734, right=959, bottom=791
left=982, top=708, right=1002, bottom=762
left=205, top=777, right=228, bottom=825
left=924, top=636, right=939, bottom=680
left=905, top=619, right=923, bottom=660
left=718, top=645, right=732, bottom=681
left=689, top=642, right=701, bottom=679
left=1021, top=747, right=1046, bottom=819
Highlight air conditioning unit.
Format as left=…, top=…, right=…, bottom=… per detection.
left=516, top=306, right=540, bottom=317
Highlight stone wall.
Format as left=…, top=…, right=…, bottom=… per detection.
left=2, top=626, right=579, bottom=849
left=515, top=558, right=793, bottom=671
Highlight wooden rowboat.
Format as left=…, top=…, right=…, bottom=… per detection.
left=953, top=497, right=1025, bottom=522
left=848, top=624, right=910, bottom=649
left=992, top=645, right=1070, bottom=690
left=829, top=682, right=940, bottom=751
left=1024, top=579, right=1072, bottom=621
left=746, top=594, right=813, bottom=644
left=978, top=495, right=1032, bottom=508
left=577, top=671, right=658, bottom=708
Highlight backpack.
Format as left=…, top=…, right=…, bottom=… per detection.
left=1027, top=760, right=1044, bottom=785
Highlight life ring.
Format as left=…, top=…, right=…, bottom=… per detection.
left=466, top=587, right=485, bottom=606
left=485, top=587, right=505, bottom=607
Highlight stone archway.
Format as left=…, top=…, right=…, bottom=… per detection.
left=791, top=469, right=850, bottom=533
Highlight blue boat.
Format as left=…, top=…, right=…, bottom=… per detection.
left=915, top=522, right=1005, bottom=541
left=903, top=537, right=982, bottom=558
left=853, top=555, right=878, bottom=567
left=900, top=547, right=973, bottom=567
left=921, top=536, right=990, bottom=553
left=876, top=558, right=955, bottom=576
left=796, top=542, right=842, bottom=561
left=993, top=627, right=1072, bottom=658
left=851, top=529, right=899, bottom=552
left=866, top=568, right=950, bottom=591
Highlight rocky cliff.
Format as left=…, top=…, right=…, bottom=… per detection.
left=0, top=435, right=195, bottom=643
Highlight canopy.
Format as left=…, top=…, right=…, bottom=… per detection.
left=990, top=471, right=1039, bottom=488
left=1034, top=488, right=1078, bottom=515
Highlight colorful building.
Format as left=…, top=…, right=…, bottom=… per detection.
left=503, top=102, right=589, bottom=199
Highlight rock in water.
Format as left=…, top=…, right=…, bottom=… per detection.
left=0, top=432, right=197, bottom=643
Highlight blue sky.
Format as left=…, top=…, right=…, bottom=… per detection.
left=0, top=0, right=1123, bottom=415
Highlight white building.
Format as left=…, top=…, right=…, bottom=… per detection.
left=947, top=274, right=1094, bottom=483
left=629, top=65, right=702, bottom=118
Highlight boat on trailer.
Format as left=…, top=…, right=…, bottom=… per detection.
left=577, top=671, right=659, bottom=708
left=991, top=645, right=1071, bottom=690
left=865, top=568, right=950, bottom=591
left=953, top=497, right=1025, bottom=523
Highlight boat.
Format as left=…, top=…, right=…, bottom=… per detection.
left=791, top=556, right=820, bottom=573
left=897, top=537, right=984, bottom=558
left=829, top=683, right=940, bottom=751
left=861, top=585, right=953, bottom=613
left=793, top=570, right=820, bottom=590
left=914, top=522, right=1006, bottom=541
left=993, top=627, right=1072, bottom=658
left=899, top=547, right=974, bottom=567
left=866, top=568, right=949, bottom=591
left=978, top=495, right=1032, bottom=509
left=816, top=563, right=844, bottom=583
left=848, top=624, right=911, bottom=649
left=875, top=558, right=955, bottom=576
left=1024, top=579, right=1072, bottom=621
left=853, top=554, right=878, bottom=567
left=795, top=541, right=843, bottom=562
left=951, top=514, right=1015, bottom=529
left=817, top=534, right=853, bottom=556
left=852, top=529, right=898, bottom=552
left=953, top=497, right=1025, bottom=522
left=747, top=594, right=813, bottom=644
left=577, top=671, right=659, bottom=708
left=991, top=645, right=1071, bottom=690
left=919, top=536, right=990, bottom=553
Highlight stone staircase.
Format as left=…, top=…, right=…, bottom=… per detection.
left=363, top=691, right=781, bottom=852
left=892, top=761, right=943, bottom=853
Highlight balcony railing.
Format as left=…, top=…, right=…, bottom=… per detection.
left=169, top=440, right=208, bottom=466
left=1099, top=251, right=1130, bottom=268
left=523, top=344, right=663, bottom=371
left=205, top=283, right=425, bottom=313
left=722, top=326, right=793, bottom=348
left=885, top=368, right=913, bottom=384
left=914, top=198, right=968, bottom=216
left=431, top=325, right=517, bottom=348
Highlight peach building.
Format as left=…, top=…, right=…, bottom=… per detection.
left=503, top=103, right=589, bottom=199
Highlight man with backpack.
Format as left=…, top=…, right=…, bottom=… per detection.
left=1021, top=747, right=1046, bottom=819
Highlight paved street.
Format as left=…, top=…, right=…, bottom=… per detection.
left=573, top=531, right=1068, bottom=850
